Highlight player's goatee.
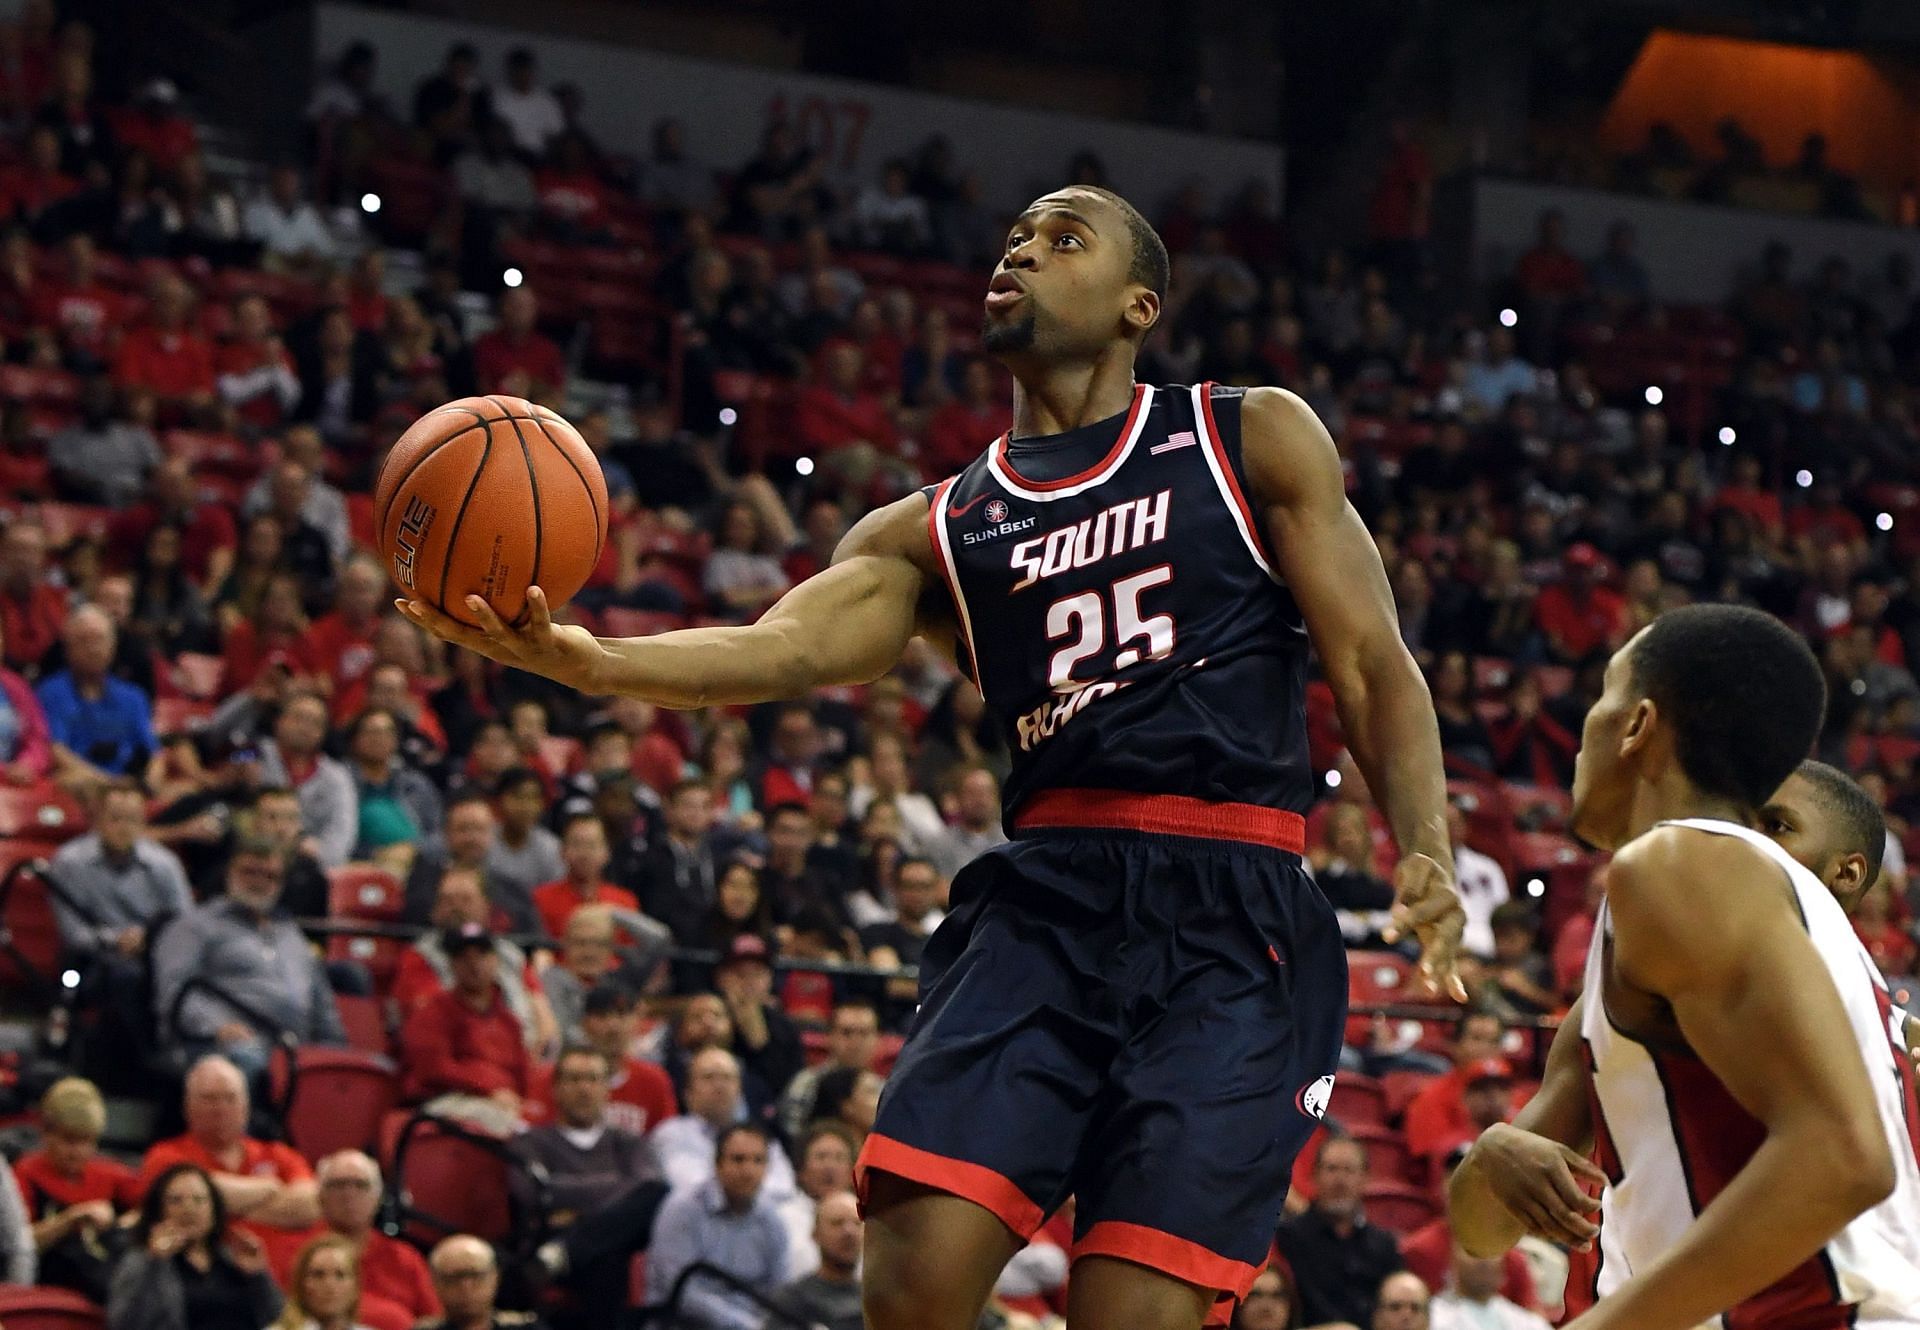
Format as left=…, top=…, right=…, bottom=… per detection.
left=982, top=306, right=1038, bottom=353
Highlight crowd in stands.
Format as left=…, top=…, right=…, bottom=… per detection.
left=0, top=9, right=1909, bottom=1329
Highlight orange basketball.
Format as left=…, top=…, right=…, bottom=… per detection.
left=374, top=394, right=608, bottom=628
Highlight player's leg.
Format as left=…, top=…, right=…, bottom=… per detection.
left=1065, top=1256, right=1213, bottom=1330
left=862, top=1171, right=1026, bottom=1330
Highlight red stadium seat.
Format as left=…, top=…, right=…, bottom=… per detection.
left=0, top=450, right=49, bottom=496
left=1328, top=1074, right=1387, bottom=1130
left=270, top=1046, right=401, bottom=1165
left=1347, top=951, right=1416, bottom=1006
left=151, top=698, right=213, bottom=737
left=330, top=932, right=405, bottom=998
left=0, top=364, right=80, bottom=407
left=389, top=1112, right=522, bottom=1249
left=1381, top=1069, right=1439, bottom=1120
left=165, top=652, right=226, bottom=701
left=1351, top=1125, right=1412, bottom=1186
left=0, top=846, right=68, bottom=996
left=328, top=865, right=406, bottom=922
left=335, top=993, right=390, bottom=1056
left=0, top=782, right=86, bottom=840
left=1363, top=1181, right=1440, bottom=1235
left=0, top=1285, right=105, bottom=1329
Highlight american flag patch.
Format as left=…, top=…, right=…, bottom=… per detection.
left=1151, top=431, right=1198, bottom=455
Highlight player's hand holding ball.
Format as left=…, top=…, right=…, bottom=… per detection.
left=1384, top=851, right=1469, bottom=1001
left=378, top=394, right=611, bottom=692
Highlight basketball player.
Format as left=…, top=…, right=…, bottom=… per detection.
left=399, top=184, right=1466, bottom=1330
left=1447, top=606, right=1920, bottom=1329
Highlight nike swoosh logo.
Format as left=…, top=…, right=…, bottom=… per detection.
left=948, top=493, right=992, bottom=519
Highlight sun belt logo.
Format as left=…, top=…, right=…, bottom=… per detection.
left=1297, top=1073, right=1335, bottom=1121
left=984, top=498, right=1008, bottom=524
left=960, top=496, right=1036, bottom=547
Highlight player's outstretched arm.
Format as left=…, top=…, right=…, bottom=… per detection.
left=1450, top=998, right=1604, bottom=1256
left=1566, top=828, right=1897, bottom=1330
left=1241, top=386, right=1465, bottom=998
left=398, top=493, right=942, bottom=708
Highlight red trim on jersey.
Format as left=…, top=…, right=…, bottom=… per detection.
left=1871, top=976, right=1920, bottom=1175
left=1650, top=1048, right=1850, bottom=1330
left=925, top=479, right=980, bottom=689
left=855, top=1133, right=1044, bottom=1239
left=1072, top=1221, right=1263, bottom=1303
left=1197, top=381, right=1279, bottom=568
left=1012, top=788, right=1306, bottom=853
left=991, top=383, right=1147, bottom=491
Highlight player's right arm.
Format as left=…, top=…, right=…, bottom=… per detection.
left=1449, top=998, right=1605, bottom=1256
left=397, top=493, right=948, bottom=708
left=1562, top=828, right=1896, bottom=1330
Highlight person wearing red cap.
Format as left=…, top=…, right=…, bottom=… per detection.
left=1532, top=544, right=1628, bottom=665
left=1423, top=1057, right=1517, bottom=1170
left=714, top=934, right=805, bottom=1117
left=1404, top=1011, right=1509, bottom=1161
left=397, top=923, right=533, bottom=1136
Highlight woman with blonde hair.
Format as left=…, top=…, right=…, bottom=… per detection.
left=269, top=1233, right=373, bottom=1330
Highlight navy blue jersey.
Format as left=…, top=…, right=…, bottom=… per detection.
left=926, top=381, right=1315, bottom=818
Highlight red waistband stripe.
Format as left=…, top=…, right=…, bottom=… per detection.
left=1011, top=788, right=1306, bottom=853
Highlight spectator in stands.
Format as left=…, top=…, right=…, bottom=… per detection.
left=648, top=1122, right=789, bottom=1330
left=1480, top=903, right=1555, bottom=1016
left=514, top=1044, right=670, bottom=1317
left=1230, top=1263, right=1300, bottom=1330
left=232, top=784, right=329, bottom=917
left=1448, top=799, right=1509, bottom=960
left=49, top=375, right=161, bottom=507
left=795, top=338, right=900, bottom=462
left=296, top=552, right=382, bottom=691
left=779, top=998, right=880, bottom=1140
left=0, top=518, right=65, bottom=677
left=1401, top=1151, right=1534, bottom=1315
left=1429, top=1244, right=1550, bottom=1330
left=261, top=459, right=339, bottom=600
left=38, top=604, right=156, bottom=787
left=153, top=837, right=346, bottom=1072
left=405, top=791, right=499, bottom=920
left=1403, top=1010, right=1508, bottom=1160
left=1314, top=801, right=1396, bottom=948
left=15, top=1076, right=138, bottom=1301
left=767, top=1190, right=863, bottom=1330
left=244, top=164, right=332, bottom=273
left=0, top=616, right=51, bottom=780
left=1533, top=542, right=1627, bottom=664
left=1425, top=1056, right=1515, bottom=1170
left=33, top=233, right=119, bottom=371
left=806, top=1064, right=882, bottom=1144
left=345, top=704, right=443, bottom=868
left=1587, top=221, right=1649, bottom=313
left=48, top=775, right=188, bottom=1001
left=398, top=921, right=535, bottom=1133
left=1513, top=209, right=1585, bottom=307
left=541, top=902, right=668, bottom=1039
left=309, top=1151, right=440, bottom=1330
left=216, top=293, right=301, bottom=430
left=1460, top=327, right=1535, bottom=415
left=292, top=305, right=380, bottom=448
left=564, top=982, right=677, bottom=1133
left=637, top=777, right=723, bottom=940
left=127, top=520, right=215, bottom=657
left=701, top=498, right=791, bottom=623
left=486, top=766, right=562, bottom=932
left=652, top=1046, right=797, bottom=1196
left=852, top=733, right=944, bottom=854
left=112, top=270, right=215, bottom=419
left=257, top=690, right=357, bottom=868
left=5, top=124, right=80, bottom=233
left=113, top=457, right=239, bottom=589
left=761, top=801, right=851, bottom=923
left=142, top=1057, right=321, bottom=1253
left=713, top=932, right=805, bottom=1101
left=420, top=1234, right=539, bottom=1330
left=109, top=1162, right=283, bottom=1330
left=452, top=117, right=536, bottom=275
left=1488, top=670, right=1579, bottom=789
left=533, top=812, right=641, bottom=938
left=923, top=356, right=1012, bottom=479
left=219, top=572, right=312, bottom=693
left=412, top=42, right=480, bottom=151
left=36, top=46, right=110, bottom=177
left=1274, top=1135, right=1405, bottom=1328
left=854, top=158, right=932, bottom=256
left=1373, top=1272, right=1433, bottom=1330
left=266, top=1233, right=368, bottom=1330
left=485, top=47, right=563, bottom=160
left=636, top=116, right=717, bottom=220
left=394, top=866, right=552, bottom=1049
left=471, top=284, right=565, bottom=402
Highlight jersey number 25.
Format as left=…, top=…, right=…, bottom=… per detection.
left=1046, top=566, right=1176, bottom=691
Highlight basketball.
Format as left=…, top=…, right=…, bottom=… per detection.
left=374, top=394, right=608, bottom=628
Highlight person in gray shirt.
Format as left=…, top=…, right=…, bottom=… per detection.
left=647, top=1123, right=788, bottom=1330
left=48, top=377, right=162, bottom=510
left=540, top=904, right=671, bottom=1042
left=255, top=691, right=357, bottom=869
left=925, top=767, right=1009, bottom=882
left=484, top=767, right=562, bottom=933
left=151, top=832, right=345, bottom=1079
left=48, top=778, right=192, bottom=959
left=765, top=1191, right=862, bottom=1330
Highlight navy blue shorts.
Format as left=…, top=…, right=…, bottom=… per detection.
left=856, top=793, right=1348, bottom=1319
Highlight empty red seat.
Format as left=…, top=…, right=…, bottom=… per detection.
left=1364, top=1181, right=1440, bottom=1235
left=335, top=993, right=390, bottom=1057
left=1347, top=950, right=1416, bottom=1007
left=1328, top=1074, right=1387, bottom=1130
left=270, top=1046, right=401, bottom=1164
left=0, top=846, right=68, bottom=996
left=0, top=1285, right=105, bottom=1329
left=1351, top=1125, right=1412, bottom=1186
left=328, top=865, right=406, bottom=922
left=389, top=1113, right=520, bottom=1249
left=0, top=782, right=85, bottom=840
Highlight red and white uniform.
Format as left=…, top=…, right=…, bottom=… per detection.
left=1581, top=818, right=1920, bottom=1329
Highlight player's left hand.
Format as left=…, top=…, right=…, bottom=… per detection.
left=1385, top=851, right=1468, bottom=1001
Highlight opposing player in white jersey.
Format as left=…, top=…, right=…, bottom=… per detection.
left=1449, top=604, right=1920, bottom=1330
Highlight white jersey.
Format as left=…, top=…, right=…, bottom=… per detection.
left=1579, top=818, right=1920, bottom=1329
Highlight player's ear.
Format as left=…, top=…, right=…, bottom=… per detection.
left=1619, top=697, right=1656, bottom=759
left=1124, top=286, right=1160, bottom=338
left=1833, top=852, right=1869, bottom=908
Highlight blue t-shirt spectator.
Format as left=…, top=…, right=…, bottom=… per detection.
left=35, top=671, right=156, bottom=776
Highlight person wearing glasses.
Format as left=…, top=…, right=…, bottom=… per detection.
left=416, top=1235, right=546, bottom=1330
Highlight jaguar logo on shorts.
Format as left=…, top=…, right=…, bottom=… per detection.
left=1297, top=1073, right=1335, bottom=1121
left=984, top=499, right=1008, bottom=524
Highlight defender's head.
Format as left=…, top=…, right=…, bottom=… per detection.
left=984, top=186, right=1167, bottom=362
left=1571, top=605, right=1825, bottom=851
left=1760, top=760, right=1886, bottom=911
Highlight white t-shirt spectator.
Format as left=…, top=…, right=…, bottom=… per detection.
left=488, top=84, right=564, bottom=157
left=1431, top=1291, right=1553, bottom=1330
left=242, top=197, right=333, bottom=264
left=1454, top=842, right=1511, bottom=959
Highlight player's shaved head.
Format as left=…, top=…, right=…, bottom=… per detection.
left=1062, top=187, right=1169, bottom=300
left=1761, top=760, right=1885, bottom=910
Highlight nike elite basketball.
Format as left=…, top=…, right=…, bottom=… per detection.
left=374, top=394, right=609, bottom=627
